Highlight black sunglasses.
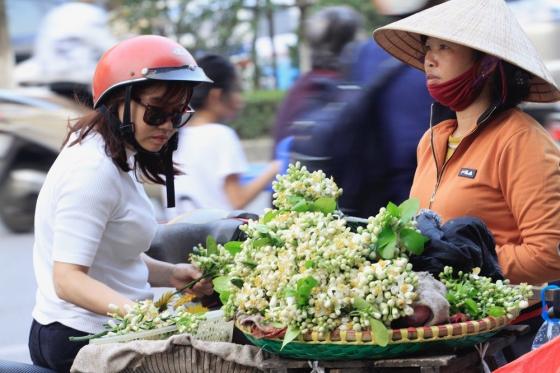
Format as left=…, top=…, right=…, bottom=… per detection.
left=134, top=99, right=195, bottom=129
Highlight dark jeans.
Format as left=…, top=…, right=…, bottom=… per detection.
left=28, top=319, right=89, bottom=373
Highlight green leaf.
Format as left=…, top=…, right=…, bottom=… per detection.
left=312, top=197, right=337, bottom=214
left=487, top=306, right=506, bottom=317
left=370, top=318, right=389, bottom=347
left=400, top=228, right=429, bottom=255
left=212, top=276, right=232, bottom=294
left=218, top=291, right=231, bottom=304
left=464, top=298, right=480, bottom=317
left=213, top=276, right=233, bottom=303
left=353, top=297, right=369, bottom=311
left=446, top=292, right=458, bottom=304
left=304, top=260, right=315, bottom=269
left=295, top=276, right=319, bottom=307
left=242, top=260, right=257, bottom=269
left=262, top=210, right=279, bottom=223
left=379, top=241, right=397, bottom=259
left=206, top=235, right=218, bottom=256
left=281, top=325, right=300, bottom=350
left=253, top=237, right=271, bottom=249
left=288, top=195, right=304, bottom=205
left=386, top=202, right=400, bottom=218
left=231, top=278, right=244, bottom=289
left=292, top=199, right=311, bottom=212
left=284, top=288, right=296, bottom=298
left=224, top=241, right=243, bottom=256
left=398, top=198, right=419, bottom=223
left=377, top=226, right=396, bottom=248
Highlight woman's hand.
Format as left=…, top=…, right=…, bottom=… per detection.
left=170, top=263, right=214, bottom=297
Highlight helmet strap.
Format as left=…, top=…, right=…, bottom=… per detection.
left=121, top=86, right=135, bottom=141
left=98, top=86, right=179, bottom=208
left=124, top=84, right=178, bottom=208
left=164, top=141, right=176, bottom=208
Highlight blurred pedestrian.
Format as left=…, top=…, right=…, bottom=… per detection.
left=169, top=54, right=280, bottom=217
left=271, top=5, right=363, bottom=148
left=374, top=0, right=560, bottom=356
left=28, top=35, right=214, bottom=372
left=331, top=0, right=443, bottom=217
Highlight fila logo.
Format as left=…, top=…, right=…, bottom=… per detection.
left=459, top=168, right=477, bottom=179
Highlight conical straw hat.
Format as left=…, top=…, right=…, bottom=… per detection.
left=373, top=0, right=560, bottom=103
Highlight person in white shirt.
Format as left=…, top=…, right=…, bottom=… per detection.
left=171, top=54, right=280, bottom=217
left=28, top=35, right=214, bottom=372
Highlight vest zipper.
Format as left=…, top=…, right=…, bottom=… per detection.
left=427, top=104, right=498, bottom=208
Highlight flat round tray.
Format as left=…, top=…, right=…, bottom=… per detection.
left=236, top=315, right=513, bottom=360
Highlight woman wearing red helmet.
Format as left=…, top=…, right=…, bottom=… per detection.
left=28, top=35, right=214, bottom=372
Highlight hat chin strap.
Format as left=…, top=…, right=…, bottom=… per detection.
left=105, top=85, right=178, bottom=208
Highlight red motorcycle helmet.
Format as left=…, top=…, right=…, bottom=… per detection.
left=92, top=35, right=211, bottom=108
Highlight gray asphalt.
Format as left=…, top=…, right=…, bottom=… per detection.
left=0, top=227, right=35, bottom=363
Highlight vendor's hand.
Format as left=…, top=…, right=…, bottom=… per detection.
left=170, top=263, right=213, bottom=297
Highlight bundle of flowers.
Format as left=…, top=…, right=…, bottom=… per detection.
left=190, top=163, right=429, bottom=346
left=190, top=163, right=532, bottom=348
left=440, top=266, right=532, bottom=322
left=70, top=293, right=205, bottom=342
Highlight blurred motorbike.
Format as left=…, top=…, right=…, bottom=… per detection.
left=0, top=87, right=84, bottom=233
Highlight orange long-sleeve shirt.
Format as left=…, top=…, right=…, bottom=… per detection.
left=410, top=108, right=560, bottom=285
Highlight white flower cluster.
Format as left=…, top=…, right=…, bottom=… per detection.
left=272, top=162, right=342, bottom=210
left=105, top=300, right=204, bottom=337
left=224, top=208, right=419, bottom=336
left=439, top=266, right=533, bottom=320
left=357, top=206, right=421, bottom=260
left=190, top=242, right=235, bottom=276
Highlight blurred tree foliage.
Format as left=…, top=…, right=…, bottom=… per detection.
left=108, top=0, right=246, bottom=55
left=230, top=89, right=285, bottom=138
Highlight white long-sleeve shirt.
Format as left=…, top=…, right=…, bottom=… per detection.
left=32, top=133, right=157, bottom=333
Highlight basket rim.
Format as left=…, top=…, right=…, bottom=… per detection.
left=236, top=313, right=515, bottom=345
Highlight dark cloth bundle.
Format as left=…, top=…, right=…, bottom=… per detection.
left=411, top=210, right=504, bottom=281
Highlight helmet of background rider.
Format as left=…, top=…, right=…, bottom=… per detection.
left=305, top=6, right=364, bottom=70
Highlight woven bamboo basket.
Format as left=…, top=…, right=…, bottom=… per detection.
left=237, top=314, right=515, bottom=360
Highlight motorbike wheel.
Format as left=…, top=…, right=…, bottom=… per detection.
left=0, top=166, right=47, bottom=233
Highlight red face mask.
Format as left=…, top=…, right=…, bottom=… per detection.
left=427, top=56, right=504, bottom=112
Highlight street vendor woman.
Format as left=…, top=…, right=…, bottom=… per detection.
left=374, top=0, right=560, bottom=286
left=374, top=0, right=560, bottom=356
left=28, top=35, right=214, bottom=372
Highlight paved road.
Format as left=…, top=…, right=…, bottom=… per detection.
left=0, top=228, right=35, bottom=363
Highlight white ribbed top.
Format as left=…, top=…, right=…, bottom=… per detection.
left=32, top=133, right=157, bottom=333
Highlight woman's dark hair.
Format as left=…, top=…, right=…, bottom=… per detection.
left=494, top=61, right=531, bottom=108
left=62, top=80, right=191, bottom=185
left=190, top=54, right=238, bottom=110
